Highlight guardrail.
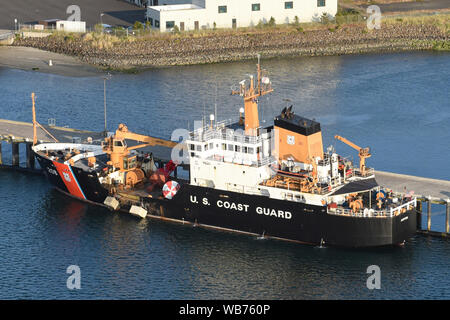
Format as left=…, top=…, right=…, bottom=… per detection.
left=0, top=31, right=13, bottom=41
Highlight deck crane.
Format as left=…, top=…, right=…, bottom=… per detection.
left=102, top=123, right=177, bottom=187
left=334, top=135, right=371, bottom=176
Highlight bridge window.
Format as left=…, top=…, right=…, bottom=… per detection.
left=228, top=144, right=234, bottom=151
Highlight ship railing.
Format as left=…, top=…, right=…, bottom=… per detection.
left=191, top=130, right=261, bottom=144
left=330, top=207, right=390, bottom=218
left=189, top=119, right=234, bottom=138
left=258, top=156, right=277, bottom=167
left=350, top=167, right=375, bottom=178
left=207, top=154, right=275, bottom=168
left=189, top=121, right=262, bottom=144
left=328, top=198, right=417, bottom=218
left=390, top=198, right=417, bottom=217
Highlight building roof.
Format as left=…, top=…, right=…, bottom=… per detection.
left=148, top=4, right=204, bottom=12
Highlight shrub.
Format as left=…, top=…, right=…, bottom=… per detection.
left=268, top=17, right=276, bottom=27
left=133, top=21, right=144, bottom=30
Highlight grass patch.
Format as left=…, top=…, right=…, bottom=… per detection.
left=431, top=40, right=450, bottom=51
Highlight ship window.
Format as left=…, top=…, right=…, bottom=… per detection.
left=228, top=144, right=234, bottom=151
left=257, top=146, right=261, bottom=153
left=285, top=1, right=293, bottom=9
left=204, top=144, right=208, bottom=150
left=235, top=145, right=241, bottom=152
left=209, top=142, right=214, bottom=149
left=114, top=140, right=123, bottom=147
left=196, top=145, right=202, bottom=151
left=248, top=147, right=254, bottom=154
left=190, top=144, right=195, bottom=151
left=190, top=152, right=195, bottom=157
left=123, top=158, right=128, bottom=169
left=252, top=3, right=260, bottom=11
left=243, top=146, right=248, bottom=153
left=218, top=5, right=227, bottom=13
left=222, top=143, right=226, bottom=150
left=317, top=0, right=326, bottom=7
left=128, top=157, right=136, bottom=169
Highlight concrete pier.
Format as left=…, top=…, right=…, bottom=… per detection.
left=375, top=171, right=449, bottom=237
left=0, top=118, right=188, bottom=172
left=375, top=171, right=450, bottom=201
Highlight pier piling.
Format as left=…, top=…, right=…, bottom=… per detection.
left=416, top=200, right=422, bottom=231
left=427, top=197, right=432, bottom=231
left=0, top=141, right=2, bottom=165
left=446, top=200, right=449, bottom=234
left=11, top=142, right=19, bottom=166
left=26, top=142, right=35, bottom=169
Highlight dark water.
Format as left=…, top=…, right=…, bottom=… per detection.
left=0, top=52, right=449, bottom=299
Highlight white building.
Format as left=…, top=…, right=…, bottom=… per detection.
left=145, top=0, right=337, bottom=32
left=56, top=20, right=86, bottom=33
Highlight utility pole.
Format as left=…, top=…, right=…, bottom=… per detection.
left=103, top=73, right=111, bottom=136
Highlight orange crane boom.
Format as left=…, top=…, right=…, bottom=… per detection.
left=103, top=123, right=177, bottom=171
left=334, top=135, right=371, bottom=176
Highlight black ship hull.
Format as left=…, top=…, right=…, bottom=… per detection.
left=35, top=152, right=417, bottom=247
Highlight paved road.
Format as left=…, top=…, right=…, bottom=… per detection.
left=0, top=0, right=146, bottom=29
left=359, top=0, right=449, bottom=13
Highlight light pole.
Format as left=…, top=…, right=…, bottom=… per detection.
left=14, top=18, right=17, bottom=33
left=103, top=73, right=111, bottom=136
left=100, top=13, right=104, bottom=33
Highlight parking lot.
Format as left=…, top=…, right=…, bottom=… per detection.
left=0, top=0, right=146, bottom=29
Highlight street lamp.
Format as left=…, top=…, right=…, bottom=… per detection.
left=103, top=73, right=112, bottom=136
left=100, top=13, right=104, bottom=32
left=14, top=18, right=17, bottom=33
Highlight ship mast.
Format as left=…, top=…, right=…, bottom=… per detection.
left=232, top=54, right=273, bottom=136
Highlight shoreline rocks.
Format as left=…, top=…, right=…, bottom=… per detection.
left=13, top=23, right=449, bottom=71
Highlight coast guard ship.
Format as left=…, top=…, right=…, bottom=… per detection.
left=33, top=56, right=417, bottom=247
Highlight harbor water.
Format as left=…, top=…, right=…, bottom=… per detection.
left=0, top=52, right=449, bottom=299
